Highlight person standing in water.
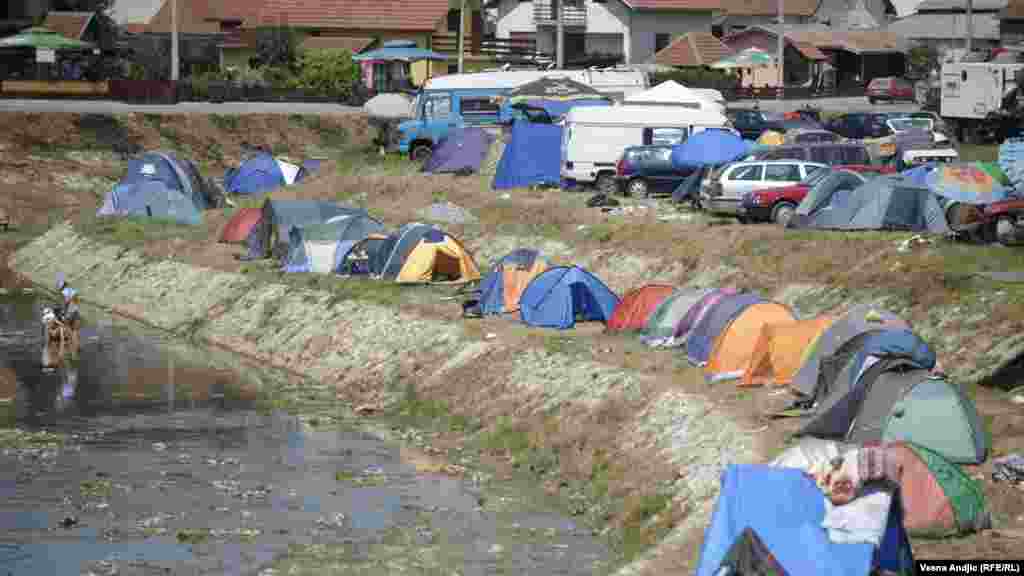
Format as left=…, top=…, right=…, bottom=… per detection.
left=55, top=273, right=81, bottom=331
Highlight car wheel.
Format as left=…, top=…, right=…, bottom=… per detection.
left=627, top=178, right=649, bottom=198
left=736, top=215, right=749, bottom=224
left=997, top=216, right=1017, bottom=246
left=596, top=173, right=618, bottom=195
left=410, top=144, right=432, bottom=163
left=867, top=97, right=876, bottom=105
left=771, top=202, right=797, bottom=227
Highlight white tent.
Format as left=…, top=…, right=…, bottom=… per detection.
left=622, top=80, right=723, bottom=112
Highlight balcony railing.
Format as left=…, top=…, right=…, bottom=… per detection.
left=432, top=32, right=550, bottom=64
left=533, top=0, right=587, bottom=27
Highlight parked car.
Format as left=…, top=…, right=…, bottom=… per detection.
left=614, top=144, right=695, bottom=197
left=906, top=111, right=952, bottom=140
left=700, top=160, right=827, bottom=220
left=982, top=198, right=1024, bottom=245
left=746, top=142, right=874, bottom=167
left=866, top=77, right=916, bottom=104
left=739, top=166, right=892, bottom=225
left=825, top=112, right=945, bottom=143
left=726, top=109, right=785, bottom=140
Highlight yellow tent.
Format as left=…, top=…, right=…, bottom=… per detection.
left=740, top=315, right=837, bottom=388
left=396, top=233, right=481, bottom=284
left=705, top=302, right=796, bottom=383
left=757, top=130, right=784, bottom=146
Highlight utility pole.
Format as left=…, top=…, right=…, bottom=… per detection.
left=777, top=0, right=784, bottom=98
left=556, top=0, right=565, bottom=69
left=458, top=0, right=467, bottom=73
left=171, top=0, right=179, bottom=81
left=966, top=0, right=973, bottom=55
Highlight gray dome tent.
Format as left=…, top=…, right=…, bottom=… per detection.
left=788, top=175, right=950, bottom=233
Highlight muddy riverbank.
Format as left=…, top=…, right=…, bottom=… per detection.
left=0, top=291, right=613, bottom=575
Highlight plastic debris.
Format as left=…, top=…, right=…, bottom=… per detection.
left=992, top=454, right=1024, bottom=484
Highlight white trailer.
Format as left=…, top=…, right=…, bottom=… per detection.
left=561, top=105, right=733, bottom=192
left=940, top=61, right=1024, bottom=143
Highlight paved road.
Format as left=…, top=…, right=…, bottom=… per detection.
left=0, top=99, right=364, bottom=115
left=728, top=96, right=921, bottom=114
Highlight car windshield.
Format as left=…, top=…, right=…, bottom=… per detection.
left=801, top=168, right=832, bottom=186
left=887, top=117, right=932, bottom=131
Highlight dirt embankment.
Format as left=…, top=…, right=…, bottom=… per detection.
left=5, top=111, right=1024, bottom=571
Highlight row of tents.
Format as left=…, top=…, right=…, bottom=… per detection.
left=466, top=251, right=991, bottom=574
left=96, top=150, right=322, bottom=226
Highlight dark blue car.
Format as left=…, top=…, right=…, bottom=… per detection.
left=614, top=145, right=695, bottom=197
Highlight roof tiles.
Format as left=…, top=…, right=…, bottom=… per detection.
left=252, top=0, right=452, bottom=30
left=653, top=31, right=734, bottom=66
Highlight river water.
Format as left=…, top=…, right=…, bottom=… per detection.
left=0, top=291, right=611, bottom=576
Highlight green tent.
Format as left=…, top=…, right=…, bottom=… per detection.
left=641, top=288, right=710, bottom=343
left=905, top=442, right=990, bottom=538
left=0, top=27, right=95, bottom=50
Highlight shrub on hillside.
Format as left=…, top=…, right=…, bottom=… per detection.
left=296, top=48, right=361, bottom=99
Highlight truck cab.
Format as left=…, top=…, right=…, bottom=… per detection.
left=940, top=61, right=1024, bottom=143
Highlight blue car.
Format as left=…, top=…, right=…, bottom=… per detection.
left=614, top=145, right=695, bottom=197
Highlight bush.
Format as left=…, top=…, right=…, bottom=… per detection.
left=296, top=48, right=360, bottom=99
left=649, top=68, right=737, bottom=91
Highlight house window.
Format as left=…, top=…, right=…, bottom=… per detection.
left=655, top=33, right=672, bottom=53
left=447, top=10, right=461, bottom=32
left=448, top=63, right=459, bottom=74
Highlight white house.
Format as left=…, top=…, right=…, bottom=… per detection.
left=887, top=0, right=1005, bottom=55
left=491, top=0, right=718, bottom=65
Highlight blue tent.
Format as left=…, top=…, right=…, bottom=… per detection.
left=422, top=127, right=495, bottom=174
left=671, top=129, right=750, bottom=169
left=493, top=120, right=563, bottom=190
left=900, top=164, right=935, bottom=187
left=96, top=151, right=210, bottom=225
left=695, top=465, right=914, bottom=576
left=245, top=199, right=370, bottom=260
left=847, top=329, right=936, bottom=386
left=224, top=152, right=285, bottom=196
left=282, top=214, right=386, bottom=274
left=519, top=266, right=619, bottom=329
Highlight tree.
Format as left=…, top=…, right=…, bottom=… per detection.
left=296, top=48, right=361, bottom=98
left=907, top=46, right=940, bottom=81
left=253, top=27, right=301, bottom=70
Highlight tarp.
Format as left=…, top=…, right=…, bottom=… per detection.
left=607, top=284, right=676, bottom=332
left=519, top=266, right=619, bottom=330
left=686, top=292, right=762, bottom=366
left=791, top=304, right=908, bottom=399
left=97, top=151, right=210, bottom=225
left=219, top=207, right=263, bottom=243
left=352, top=39, right=447, bottom=62
left=477, top=249, right=550, bottom=315
left=705, top=301, right=797, bottom=383
left=493, top=120, right=563, bottom=190
left=422, top=127, right=495, bottom=175
left=790, top=175, right=950, bottom=234
left=695, top=464, right=913, bottom=576
left=670, top=128, right=749, bottom=169
left=0, top=26, right=94, bottom=50
left=741, top=315, right=837, bottom=388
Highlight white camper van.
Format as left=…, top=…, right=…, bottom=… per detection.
left=561, top=105, right=733, bottom=190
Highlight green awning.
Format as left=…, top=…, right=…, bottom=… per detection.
left=0, top=27, right=95, bottom=50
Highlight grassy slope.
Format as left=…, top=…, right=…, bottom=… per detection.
left=4, top=111, right=1024, bottom=570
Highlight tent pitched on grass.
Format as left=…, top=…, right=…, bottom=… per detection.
left=282, top=214, right=386, bottom=274
left=519, top=266, right=619, bottom=329
left=672, top=287, right=741, bottom=346
left=219, top=207, right=263, bottom=243
left=422, top=127, right=495, bottom=175
left=640, top=288, right=712, bottom=346
left=245, top=199, right=368, bottom=260
left=475, top=249, right=551, bottom=316
left=97, top=151, right=214, bottom=225
left=607, top=284, right=676, bottom=332
left=800, top=350, right=988, bottom=464
left=790, top=175, right=950, bottom=233
left=885, top=442, right=990, bottom=537
left=741, top=315, right=837, bottom=388
left=791, top=304, right=908, bottom=399
left=695, top=464, right=913, bottom=576
left=705, top=301, right=796, bottom=383
left=493, top=120, right=563, bottom=190
left=686, top=292, right=762, bottom=366
left=364, top=223, right=480, bottom=284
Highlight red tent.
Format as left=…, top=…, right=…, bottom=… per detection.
left=219, top=207, right=262, bottom=243
left=607, top=284, right=675, bottom=332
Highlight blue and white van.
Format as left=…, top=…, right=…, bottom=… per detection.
left=393, top=68, right=648, bottom=161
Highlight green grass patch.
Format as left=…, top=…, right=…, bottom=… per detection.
left=0, top=428, right=64, bottom=449
left=74, top=214, right=209, bottom=247
left=80, top=478, right=112, bottom=499
left=390, top=381, right=477, bottom=433
left=176, top=528, right=211, bottom=545
left=209, top=114, right=240, bottom=132
left=618, top=493, right=675, bottom=562
left=957, top=144, right=998, bottom=163
left=584, top=223, right=615, bottom=243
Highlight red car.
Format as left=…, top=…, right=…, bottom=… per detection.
left=740, top=165, right=896, bottom=225
left=866, top=77, right=916, bottom=104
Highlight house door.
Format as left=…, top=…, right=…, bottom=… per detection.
left=565, top=33, right=585, bottom=63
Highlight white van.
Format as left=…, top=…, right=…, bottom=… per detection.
left=561, top=105, right=734, bottom=190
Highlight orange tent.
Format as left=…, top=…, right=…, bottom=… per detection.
left=607, top=284, right=676, bottom=332
left=740, top=315, right=836, bottom=388
left=705, top=302, right=796, bottom=383
left=219, top=207, right=263, bottom=243
left=500, top=257, right=550, bottom=313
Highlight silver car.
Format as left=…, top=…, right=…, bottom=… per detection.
left=701, top=160, right=827, bottom=219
